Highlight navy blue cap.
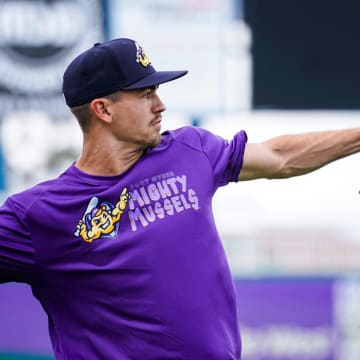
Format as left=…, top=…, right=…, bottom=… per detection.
left=63, top=38, right=188, bottom=107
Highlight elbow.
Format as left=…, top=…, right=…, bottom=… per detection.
left=266, top=156, right=308, bottom=179
left=274, top=166, right=299, bottom=179
left=266, top=163, right=291, bottom=179
left=272, top=160, right=315, bottom=179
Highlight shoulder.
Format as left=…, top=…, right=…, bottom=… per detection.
left=163, top=126, right=219, bottom=152
left=6, top=178, right=60, bottom=217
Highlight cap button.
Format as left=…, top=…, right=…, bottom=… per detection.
left=93, top=42, right=101, bottom=47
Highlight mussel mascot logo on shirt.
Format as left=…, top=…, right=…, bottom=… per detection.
left=74, top=188, right=131, bottom=243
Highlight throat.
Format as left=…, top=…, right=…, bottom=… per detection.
left=75, top=150, right=144, bottom=176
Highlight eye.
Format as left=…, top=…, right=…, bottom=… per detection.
left=142, top=90, right=152, bottom=98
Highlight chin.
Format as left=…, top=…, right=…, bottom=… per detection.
left=143, top=133, right=162, bottom=149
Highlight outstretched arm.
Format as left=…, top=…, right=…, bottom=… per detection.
left=239, top=128, right=360, bottom=181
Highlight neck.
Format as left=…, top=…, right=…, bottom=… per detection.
left=76, top=135, right=145, bottom=176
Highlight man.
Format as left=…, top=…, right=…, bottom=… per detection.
left=0, top=38, right=359, bottom=359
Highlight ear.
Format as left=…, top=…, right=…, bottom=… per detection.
left=89, top=98, right=113, bottom=124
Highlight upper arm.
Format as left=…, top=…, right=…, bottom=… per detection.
left=238, top=142, right=282, bottom=181
left=0, top=198, right=34, bottom=283
left=194, top=127, right=247, bottom=186
left=239, top=128, right=360, bottom=181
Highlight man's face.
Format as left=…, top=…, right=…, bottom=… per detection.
left=108, top=86, right=166, bottom=149
left=90, top=207, right=114, bottom=235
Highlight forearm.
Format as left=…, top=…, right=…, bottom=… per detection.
left=267, top=128, right=360, bottom=178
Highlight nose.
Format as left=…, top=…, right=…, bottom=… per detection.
left=152, top=93, right=166, bottom=113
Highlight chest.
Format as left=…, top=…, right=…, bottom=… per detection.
left=30, top=153, right=217, bottom=271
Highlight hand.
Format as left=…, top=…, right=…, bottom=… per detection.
left=76, top=219, right=86, bottom=231
left=118, top=188, right=131, bottom=210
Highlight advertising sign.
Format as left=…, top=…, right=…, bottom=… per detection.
left=3, top=278, right=360, bottom=359
left=0, top=0, right=104, bottom=118
left=107, top=0, right=252, bottom=114
left=236, top=279, right=335, bottom=360
left=0, top=146, right=4, bottom=190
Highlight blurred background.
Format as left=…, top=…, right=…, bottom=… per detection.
left=0, top=0, right=359, bottom=359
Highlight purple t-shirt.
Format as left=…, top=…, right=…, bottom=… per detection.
left=0, top=126, right=247, bottom=359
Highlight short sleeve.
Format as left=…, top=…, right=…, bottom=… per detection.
left=0, top=197, right=34, bottom=284
left=195, top=127, right=247, bottom=187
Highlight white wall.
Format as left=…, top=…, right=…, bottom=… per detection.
left=204, top=111, right=360, bottom=240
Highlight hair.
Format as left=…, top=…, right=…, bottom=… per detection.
left=70, top=91, right=123, bottom=133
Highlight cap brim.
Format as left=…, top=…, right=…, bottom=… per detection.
left=122, top=70, right=188, bottom=90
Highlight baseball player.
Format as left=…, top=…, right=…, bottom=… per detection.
left=0, top=38, right=359, bottom=359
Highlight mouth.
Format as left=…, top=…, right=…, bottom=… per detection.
left=151, top=116, right=162, bottom=129
left=101, top=220, right=111, bottom=229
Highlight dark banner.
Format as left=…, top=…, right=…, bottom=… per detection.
left=245, top=0, right=360, bottom=109
left=0, top=0, right=105, bottom=118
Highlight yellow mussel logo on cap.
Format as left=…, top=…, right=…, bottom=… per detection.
left=135, top=42, right=151, bottom=67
